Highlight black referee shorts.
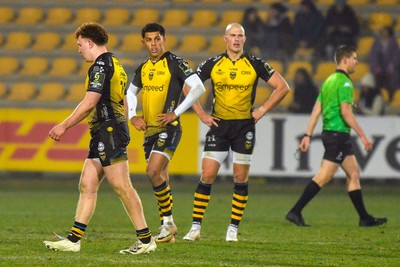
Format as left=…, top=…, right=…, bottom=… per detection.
left=322, top=130, right=354, bottom=164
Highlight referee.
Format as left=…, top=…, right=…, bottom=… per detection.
left=286, top=45, right=387, bottom=227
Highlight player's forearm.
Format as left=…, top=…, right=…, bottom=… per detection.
left=126, top=84, right=139, bottom=120
left=62, top=100, right=94, bottom=129
left=261, top=74, right=290, bottom=112
left=191, top=101, right=207, bottom=118
left=174, top=75, right=206, bottom=116
left=305, top=102, right=321, bottom=136
left=342, top=110, right=367, bottom=138
left=123, top=98, right=129, bottom=120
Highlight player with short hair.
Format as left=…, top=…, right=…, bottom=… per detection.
left=183, top=23, right=290, bottom=242
left=126, top=23, right=205, bottom=243
left=44, top=22, right=156, bottom=255
left=286, top=45, right=387, bottom=227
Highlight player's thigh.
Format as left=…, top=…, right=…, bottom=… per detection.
left=147, top=152, right=170, bottom=175
left=103, top=161, right=132, bottom=190
left=79, top=158, right=105, bottom=192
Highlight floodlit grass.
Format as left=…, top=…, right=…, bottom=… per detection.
left=0, top=175, right=399, bottom=266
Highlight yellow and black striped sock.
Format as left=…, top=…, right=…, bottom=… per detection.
left=230, top=183, right=249, bottom=226
left=136, top=228, right=152, bottom=244
left=157, top=203, right=163, bottom=225
left=67, top=221, right=86, bottom=243
left=192, top=182, right=212, bottom=224
left=157, top=186, right=174, bottom=225
left=154, top=181, right=173, bottom=217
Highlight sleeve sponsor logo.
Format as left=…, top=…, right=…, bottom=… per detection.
left=89, top=72, right=106, bottom=90
left=179, top=61, right=194, bottom=76
left=264, top=62, right=274, bottom=76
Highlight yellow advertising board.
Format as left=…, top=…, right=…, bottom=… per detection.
left=0, top=109, right=199, bottom=174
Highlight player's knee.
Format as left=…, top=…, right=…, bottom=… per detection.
left=108, top=178, right=131, bottom=197
left=112, top=186, right=128, bottom=199
left=78, top=182, right=98, bottom=194
left=347, top=170, right=360, bottom=182
left=313, top=174, right=332, bottom=187
left=146, top=167, right=162, bottom=181
left=233, top=173, right=248, bottom=183
left=200, top=172, right=216, bottom=184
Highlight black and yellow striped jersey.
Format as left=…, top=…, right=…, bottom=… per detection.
left=85, top=52, right=128, bottom=132
left=197, top=52, right=275, bottom=120
left=132, top=51, right=195, bottom=136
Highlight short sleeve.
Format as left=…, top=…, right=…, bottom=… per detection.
left=176, top=58, right=195, bottom=80
left=131, top=64, right=143, bottom=88
left=87, top=63, right=109, bottom=94
left=338, top=81, right=353, bottom=104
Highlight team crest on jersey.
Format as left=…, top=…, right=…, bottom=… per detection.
left=230, top=72, right=236, bottom=80
left=149, top=72, right=154, bottom=80
left=99, top=152, right=106, bottom=161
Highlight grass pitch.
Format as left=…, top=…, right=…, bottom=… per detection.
left=0, top=175, right=399, bottom=266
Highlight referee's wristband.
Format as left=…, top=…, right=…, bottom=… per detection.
left=303, top=134, right=312, bottom=139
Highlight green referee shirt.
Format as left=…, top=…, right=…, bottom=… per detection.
left=317, top=70, right=353, bottom=133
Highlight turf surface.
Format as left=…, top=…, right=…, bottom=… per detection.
left=0, top=175, right=398, bottom=266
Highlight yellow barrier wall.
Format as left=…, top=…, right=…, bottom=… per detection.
left=0, top=109, right=199, bottom=174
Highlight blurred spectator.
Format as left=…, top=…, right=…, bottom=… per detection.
left=292, top=0, right=325, bottom=54
left=288, top=68, right=319, bottom=114
left=357, top=72, right=385, bottom=116
left=369, top=26, right=400, bottom=100
left=241, top=7, right=267, bottom=56
left=264, top=3, right=294, bottom=61
left=317, top=0, right=360, bottom=60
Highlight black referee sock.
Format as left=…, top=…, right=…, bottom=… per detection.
left=290, top=180, right=321, bottom=214
left=348, top=189, right=369, bottom=220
